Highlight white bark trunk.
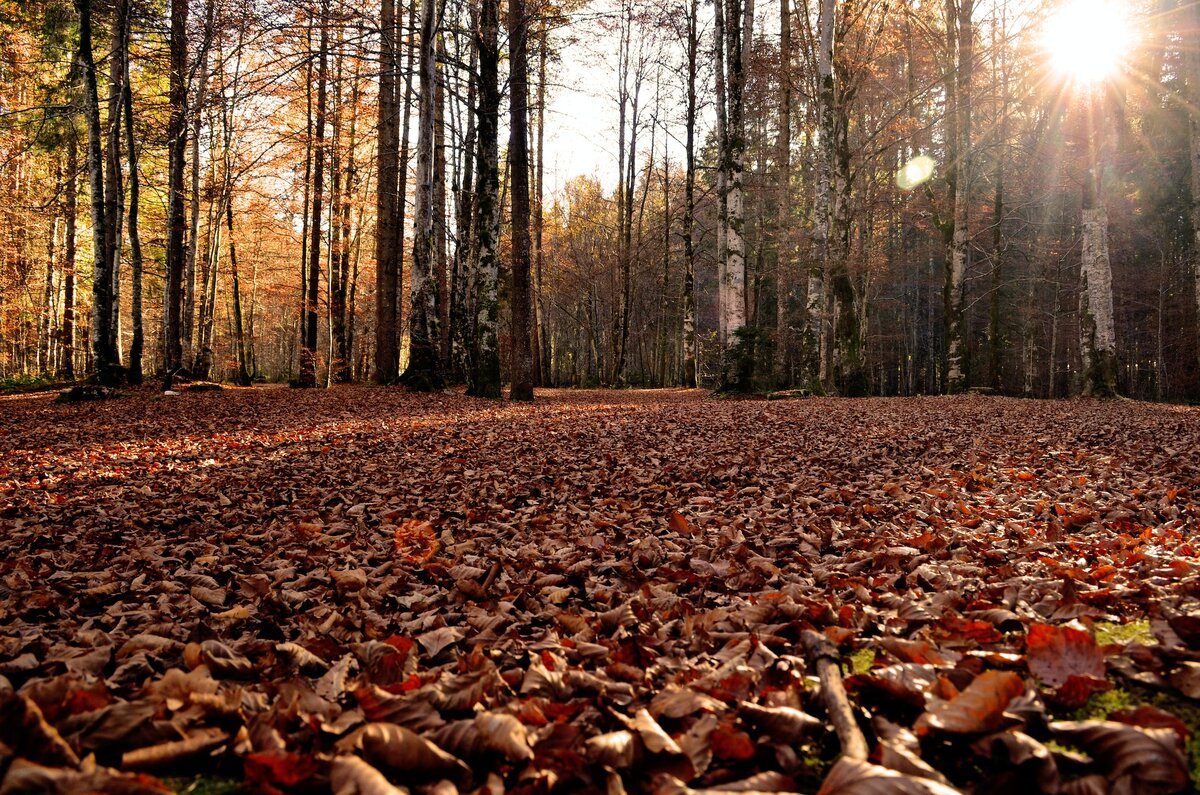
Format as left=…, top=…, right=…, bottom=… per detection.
left=1080, top=206, right=1116, bottom=395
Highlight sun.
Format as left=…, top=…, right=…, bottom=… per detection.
left=1042, top=0, right=1135, bottom=86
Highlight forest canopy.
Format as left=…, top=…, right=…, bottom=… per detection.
left=0, top=0, right=1198, bottom=399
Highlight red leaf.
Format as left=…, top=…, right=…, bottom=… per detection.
left=1026, top=624, right=1105, bottom=687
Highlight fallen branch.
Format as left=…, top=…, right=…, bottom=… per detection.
left=801, top=630, right=869, bottom=761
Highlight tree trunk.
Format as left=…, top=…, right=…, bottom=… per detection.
left=225, top=201, right=252, bottom=385
left=718, top=0, right=748, bottom=390
left=401, top=0, right=444, bottom=390
left=374, top=0, right=400, bottom=383
left=945, top=0, right=973, bottom=393
left=774, top=0, right=792, bottom=384
left=104, top=0, right=126, bottom=367
left=807, top=0, right=834, bottom=390
left=1189, top=0, right=1200, bottom=379
left=61, top=133, right=78, bottom=380
left=123, top=31, right=145, bottom=385
left=299, top=0, right=329, bottom=388
left=508, top=0, right=535, bottom=401
left=76, top=0, right=121, bottom=384
left=1079, top=94, right=1118, bottom=398
left=467, top=0, right=501, bottom=399
left=681, top=0, right=698, bottom=388
left=713, top=0, right=729, bottom=351
left=184, top=0, right=214, bottom=367
left=162, top=0, right=188, bottom=384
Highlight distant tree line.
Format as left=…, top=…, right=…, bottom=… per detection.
left=0, top=0, right=1197, bottom=401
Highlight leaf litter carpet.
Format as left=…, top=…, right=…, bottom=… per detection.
left=2, top=387, right=1200, bottom=794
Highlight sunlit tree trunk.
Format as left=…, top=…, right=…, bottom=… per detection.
left=1079, top=92, right=1118, bottom=398
left=60, top=132, right=78, bottom=380
left=184, top=0, right=214, bottom=367
left=77, top=0, right=120, bottom=384
left=944, top=0, right=973, bottom=393
left=401, top=0, right=444, bottom=390
left=123, top=32, right=145, bottom=385
left=467, top=0, right=501, bottom=398
left=720, top=0, right=748, bottom=387
left=508, top=0, right=535, bottom=400
left=162, top=0, right=187, bottom=384
left=103, top=0, right=126, bottom=367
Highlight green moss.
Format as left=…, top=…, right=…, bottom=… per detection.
left=847, top=649, right=876, bottom=675
left=163, top=776, right=242, bottom=795
left=1094, top=620, right=1154, bottom=647
left=1065, top=683, right=1200, bottom=788
left=1069, top=687, right=1137, bottom=721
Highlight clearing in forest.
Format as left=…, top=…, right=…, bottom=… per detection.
left=1, top=387, right=1199, bottom=793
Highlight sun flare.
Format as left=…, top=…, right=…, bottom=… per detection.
left=1042, top=0, right=1135, bottom=86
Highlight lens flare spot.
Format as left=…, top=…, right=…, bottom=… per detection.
left=897, top=156, right=936, bottom=191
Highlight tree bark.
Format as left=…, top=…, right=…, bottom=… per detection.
left=298, top=0, right=329, bottom=388
left=681, top=0, right=698, bottom=388
left=76, top=0, right=121, bottom=384
left=467, top=0, right=501, bottom=399
left=104, top=0, right=126, bottom=366
left=1189, top=0, right=1200, bottom=378
left=162, top=0, right=188, bottom=384
left=1078, top=92, right=1118, bottom=398
left=401, top=0, right=444, bottom=390
left=374, top=0, right=400, bottom=383
left=60, top=133, right=78, bottom=380
left=123, top=25, right=145, bottom=385
left=508, top=0, right=535, bottom=400
left=945, top=0, right=973, bottom=393
left=184, top=0, right=214, bottom=367
left=774, top=0, right=792, bottom=384
left=807, top=0, right=834, bottom=390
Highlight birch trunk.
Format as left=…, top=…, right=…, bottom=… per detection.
left=807, top=0, right=834, bottom=390
left=1079, top=93, right=1118, bottom=398
left=401, top=0, right=444, bottom=390
left=945, top=0, right=973, bottom=393
left=467, top=0, right=501, bottom=398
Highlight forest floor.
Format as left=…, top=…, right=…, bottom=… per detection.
left=2, top=386, right=1200, bottom=794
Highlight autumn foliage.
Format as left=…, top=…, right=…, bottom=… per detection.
left=1, top=388, right=1199, bottom=793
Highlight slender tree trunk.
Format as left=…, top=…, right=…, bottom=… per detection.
left=534, top=28, right=549, bottom=386
left=104, top=0, right=126, bottom=366
left=375, top=0, right=400, bottom=383
left=681, top=0, right=698, bottom=388
left=225, top=201, right=252, bottom=385
left=945, top=0, right=973, bottom=392
left=508, top=0, right=534, bottom=400
left=807, top=0, right=834, bottom=390
left=77, top=0, right=120, bottom=384
left=162, top=0, right=188, bottom=384
left=774, top=0, right=792, bottom=384
left=467, top=0, right=501, bottom=398
left=1079, top=93, right=1118, bottom=398
left=1189, top=0, right=1200, bottom=379
left=61, top=133, right=78, bottom=380
left=988, top=6, right=1008, bottom=391
left=397, top=1, right=418, bottom=357
left=713, top=0, right=729, bottom=350
left=451, top=21, right=478, bottom=384
left=184, top=0, right=214, bottom=366
left=401, top=0, right=444, bottom=389
left=718, top=0, right=748, bottom=390
left=299, top=0, right=329, bottom=388
left=328, top=26, right=346, bottom=384
left=123, top=36, right=145, bottom=385
left=335, top=37, right=359, bottom=384
left=434, top=37, right=450, bottom=368
left=40, top=166, right=63, bottom=374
